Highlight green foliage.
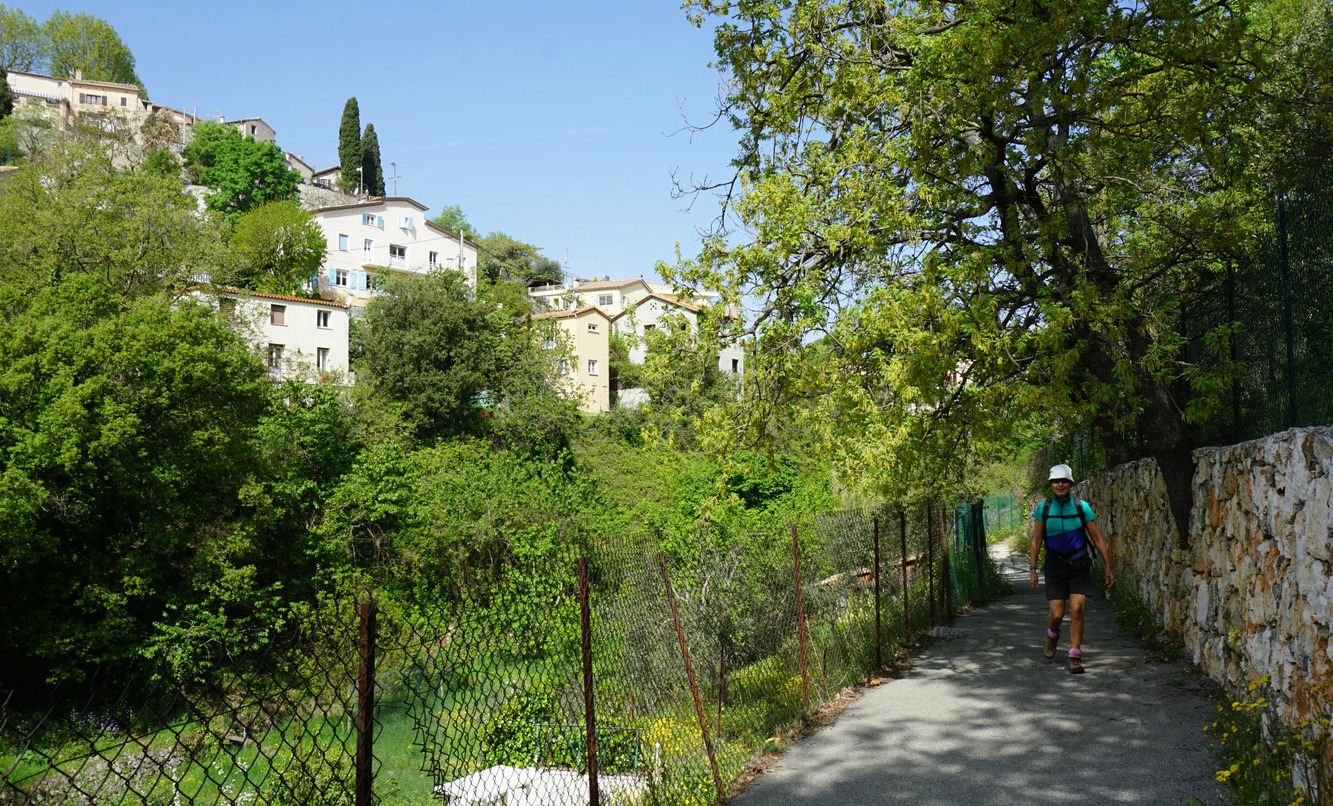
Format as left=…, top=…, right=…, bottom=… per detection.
left=42, top=10, right=142, bottom=91
left=0, top=66, right=12, bottom=120
left=476, top=231, right=562, bottom=284
left=182, top=120, right=299, bottom=224
left=0, top=275, right=271, bottom=687
left=0, top=126, right=229, bottom=300
left=338, top=97, right=361, bottom=193
left=1205, top=677, right=1331, bottom=804
left=139, top=148, right=179, bottom=178
left=678, top=0, right=1333, bottom=502
left=226, top=200, right=326, bottom=293
left=360, top=122, right=385, bottom=196
left=430, top=204, right=477, bottom=240
left=0, top=6, right=43, bottom=72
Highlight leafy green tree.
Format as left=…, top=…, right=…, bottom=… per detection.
left=355, top=270, right=507, bottom=440
left=477, top=231, right=563, bottom=284
left=679, top=0, right=1333, bottom=526
left=0, top=5, right=43, bottom=72
left=360, top=122, right=384, bottom=196
left=0, top=125, right=229, bottom=300
left=182, top=119, right=299, bottom=224
left=430, top=204, right=478, bottom=240
left=338, top=97, right=361, bottom=193
left=0, top=274, right=271, bottom=688
left=226, top=200, right=326, bottom=293
left=42, top=11, right=142, bottom=92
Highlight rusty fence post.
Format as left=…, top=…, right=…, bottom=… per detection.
left=657, top=552, right=725, bottom=802
left=792, top=524, right=810, bottom=712
left=899, top=508, right=910, bottom=643
left=356, top=599, right=377, bottom=806
left=578, top=557, right=599, bottom=806
left=941, top=502, right=954, bottom=622
left=873, top=516, right=882, bottom=671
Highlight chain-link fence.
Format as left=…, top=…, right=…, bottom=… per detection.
left=1, top=500, right=1000, bottom=805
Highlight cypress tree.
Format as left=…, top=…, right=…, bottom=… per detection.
left=338, top=97, right=361, bottom=193
left=361, top=123, right=385, bottom=197
left=0, top=68, right=13, bottom=121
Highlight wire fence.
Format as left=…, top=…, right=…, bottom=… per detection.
left=1, top=500, right=999, bottom=805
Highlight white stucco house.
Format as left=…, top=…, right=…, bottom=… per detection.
left=187, top=287, right=351, bottom=382
left=309, top=197, right=479, bottom=308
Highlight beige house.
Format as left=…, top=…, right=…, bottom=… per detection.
left=530, top=307, right=613, bottom=413
left=529, top=277, right=662, bottom=314
left=5, top=68, right=146, bottom=124
left=309, top=197, right=479, bottom=308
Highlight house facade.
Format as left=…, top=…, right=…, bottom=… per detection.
left=5, top=69, right=146, bottom=124
left=189, top=288, right=351, bottom=382
left=309, top=197, right=479, bottom=308
left=530, top=307, right=613, bottom=413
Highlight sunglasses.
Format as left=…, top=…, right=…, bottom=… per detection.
left=1051, top=479, right=1072, bottom=485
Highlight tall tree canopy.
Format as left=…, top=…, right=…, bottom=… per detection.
left=339, top=97, right=361, bottom=193
left=0, top=5, right=43, bottom=72
left=0, top=125, right=229, bottom=299
left=42, top=10, right=142, bottom=92
left=430, top=204, right=478, bottom=241
left=0, top=66, right=12, bottom=120
left=361, top=122, right=385, bottom=197
left=182, top=119, right=299, bottom=224
left=679, top=0, right=1333, bottom=527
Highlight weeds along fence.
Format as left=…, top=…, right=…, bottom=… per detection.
left=1, top=500, right=998, bottom=805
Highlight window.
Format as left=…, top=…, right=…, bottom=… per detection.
left=429, top=251, right=439, bottom=269
left=119, top=97, right=127, bottom=107
left=389, top=244, right=406, bottom=266
left=267, top=344, right=284, bottom=368
left=587, top=359, right=599, bottom=376
left=598, top=294, right=614, bottom=307
left=219, top=298, right=238, bottom=319
left=337, top=234, right=349, bottom=251
left=79, top=93, right=106, bottom=106
left=334, top=269, right=349, bottom=287
left=587, top=323, right=599, bottom=333
left=363, top=238, right=373, bottom=257
left=362, top=213, right=384, bottom=228
left=316, top=348, right=330, bottom=371
left=400, top=215, right=414, bottom=229
left=316, top=310, right=331, bottom=329
left=643, top=323, right=656, bottom=333
left=249, top=124, right=257, bottom=136
left=732, top=358, right=740, bottom=373
left=556, top=359, right=569, bottom=375
left=270, top=304, right=286, bottom=326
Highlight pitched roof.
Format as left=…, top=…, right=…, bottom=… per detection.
left=531, top=305, right=613, bottom=322
left=572, top=278, right=650, bottom=292
left=186, top=285, right=349, bottom=309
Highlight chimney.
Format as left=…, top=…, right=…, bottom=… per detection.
left=73, top=68, right=83, bottom=80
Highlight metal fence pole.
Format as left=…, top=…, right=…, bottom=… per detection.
left=940, top=502, right=953, bottom=622
left=657, top=552, right=725, bottom=802
left=578, top=557, right=599, bottom=806
left=873, top=516, right=882, bottom=671
left=972, top=500, right=986, bottom=602
left=792, top=524, right=810, bottom=712
left=899, top=508, right=910, bottom=642
left=356, top=599, right=377, bottom=806
left=1278, top=194, right=1298, bottom=426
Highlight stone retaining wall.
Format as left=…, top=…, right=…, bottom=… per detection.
left=1080, top=427, right=1333, bottom=729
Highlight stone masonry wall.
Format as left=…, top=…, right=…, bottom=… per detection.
left=1080, top=427, right=1333, bottom=730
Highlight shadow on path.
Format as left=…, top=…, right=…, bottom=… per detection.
left=729, top=547, right=1223, bottom=805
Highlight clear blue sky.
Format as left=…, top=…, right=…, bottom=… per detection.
left=13, top=1, right=741, bottom=283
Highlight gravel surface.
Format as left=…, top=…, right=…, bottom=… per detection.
left=729, top=548, right=1225, bottom=805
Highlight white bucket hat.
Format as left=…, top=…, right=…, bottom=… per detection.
left=1048, top=464, right=1074, bottom=483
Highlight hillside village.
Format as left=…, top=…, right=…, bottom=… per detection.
left=2, top=66, right=744, bottom=414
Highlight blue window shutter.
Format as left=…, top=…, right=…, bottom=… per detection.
left=327, top=267, right=336, bottom=284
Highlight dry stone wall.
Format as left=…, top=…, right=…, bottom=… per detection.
left=1080, top=427, right=1333, bottom=730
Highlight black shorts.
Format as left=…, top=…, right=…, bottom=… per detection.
left=1044, top=556, right=1092, bottom=601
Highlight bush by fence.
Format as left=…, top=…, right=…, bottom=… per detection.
left=2, top=500, right=1002, bottom=805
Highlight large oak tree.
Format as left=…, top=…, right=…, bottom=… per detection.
left=680, top=0, right=1333, bottom=533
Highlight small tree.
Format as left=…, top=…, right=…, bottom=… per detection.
left=226, top=200, right=326, bottom=294
left=182, top=120, right=299, bottom=224
left=43, top=11, right=142, bottom=92
left=430, top=204, right=477, bottom=240
left=0, top=67, right=13, bottom=121
left=338, top=97, right=361, bottom=193
left=361, top=122, right=385, bottom=197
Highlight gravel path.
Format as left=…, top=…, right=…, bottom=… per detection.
left=729, top=547, right=1225, bottom=805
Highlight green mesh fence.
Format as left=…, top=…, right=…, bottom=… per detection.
left=1, top=502, right=997, bottom=805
